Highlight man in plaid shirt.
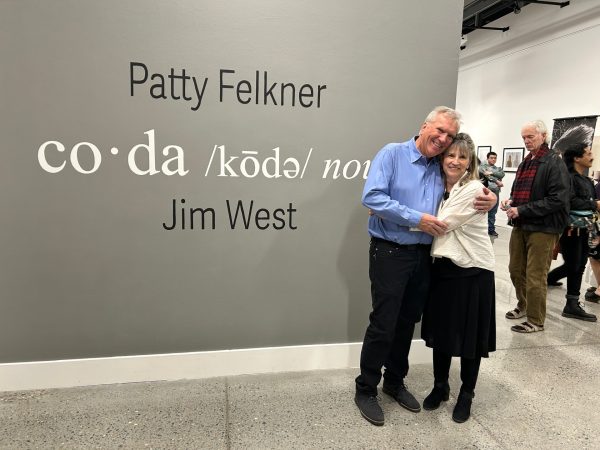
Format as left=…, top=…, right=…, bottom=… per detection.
left=501, top=120, right=569, bottom=333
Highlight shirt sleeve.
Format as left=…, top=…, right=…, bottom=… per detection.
left=362, top=145, right=423, bottom=227
left=491, top=166, right=505, bottom=180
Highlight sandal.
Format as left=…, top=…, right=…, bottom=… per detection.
left=511, top=321, right=544, bottom=333
left=505, top=308, right=526, bottom=319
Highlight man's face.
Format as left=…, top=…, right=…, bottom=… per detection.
left=576, top=147, right=594, bottom=169
left=416, top=114, right=459, bottom=158
left=521, top=126, right=546, bottom=152
left=487, top=154, right=497, bottom=165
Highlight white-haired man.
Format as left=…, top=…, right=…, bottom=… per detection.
left=502, top=120, right=570, bottom=333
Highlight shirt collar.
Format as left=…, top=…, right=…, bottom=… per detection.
left=409, top=137, right=439, bottom=166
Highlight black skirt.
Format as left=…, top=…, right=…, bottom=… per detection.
left=421, top=257, right=496, bottom=358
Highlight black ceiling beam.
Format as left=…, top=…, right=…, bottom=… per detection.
left=526, top=1, right=569, bottom=7
left=463, top=1, right=516, bottom=35
left=464, top=25, right=510, bottom=32
left=462, top=0, right=570, bottom=36
left=463, top=0, right=508, bottom=22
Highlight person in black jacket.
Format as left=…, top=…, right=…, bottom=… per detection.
left=547, top=143, right=598, bottom=321
left=501, top=120, right=570, bottom=333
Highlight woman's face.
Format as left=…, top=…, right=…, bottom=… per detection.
left=442, top=146, right=470, bottom=180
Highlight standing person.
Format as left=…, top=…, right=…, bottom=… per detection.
left=479, top=151, right=505, bottom=237
left=421, top=133, right=496, bottom=424
left=546, top=143, right=598, bottom=321
left=502, top=120, right=570, bottom=333
left=586, top=163, right=600, bottom=303
left=355, top=106, right=496, bottom=426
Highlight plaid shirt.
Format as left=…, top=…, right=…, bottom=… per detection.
left=510, top=143, right=550, bottom=226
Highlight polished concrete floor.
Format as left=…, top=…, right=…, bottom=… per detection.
left=2, top=227, right=600, bottom=449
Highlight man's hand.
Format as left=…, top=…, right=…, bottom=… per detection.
left=474, top=187, right=497, bottom=212
left=500, top=199, right=512, bottom=211
left=506, top=206, right=519, bottom=220
left=497, top=180, right=503, bottom=188
left=417, top=213, right=448, bottom=237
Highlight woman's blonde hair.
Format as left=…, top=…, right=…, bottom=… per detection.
left=442, top=132, right=479, bottom=185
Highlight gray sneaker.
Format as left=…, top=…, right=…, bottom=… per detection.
left=382, top=382, right=421, bottom=412
left=355, top=392, right=384, bottom=426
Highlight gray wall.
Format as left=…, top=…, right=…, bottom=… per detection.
left=0, top=0, right=463, bottom=363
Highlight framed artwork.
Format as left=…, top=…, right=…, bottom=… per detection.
left=502, top=147, right=525, bottom=172
left=477, top=146, right=491, bottom=163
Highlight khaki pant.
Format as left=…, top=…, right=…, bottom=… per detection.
left=508, top=228, right=559, bottom=326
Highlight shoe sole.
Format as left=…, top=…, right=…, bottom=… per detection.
left=505, top=312, right=526, bottom=319
left=382, top=388, right=421, bottom=413
left=423, top=401, right=447, bottom=411
left=561, top=312, right=598, bottom=322
left=511, top=322, right=544, bottom=333
left=358, top=409, right=384, bottom=426
left=423, top=394, right=449, bottom=411
left=452, top=414, right=470, bottom=424
left=354, top=398, right=384, bottom=426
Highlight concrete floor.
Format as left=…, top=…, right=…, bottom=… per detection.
left=2, top=228, right=600, bottom=449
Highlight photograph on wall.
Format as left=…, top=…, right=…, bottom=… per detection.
left=477, top=146, right=491, bottom=164
left=551, top=115, right=598, bottom=153
left=502, top=147, right=524, bottom=172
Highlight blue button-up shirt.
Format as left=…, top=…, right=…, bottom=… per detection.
left=362, top=138, right=444, bottom=245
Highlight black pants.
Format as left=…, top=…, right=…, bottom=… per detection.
left=547, top=229, right=588, bottom=296
left=356, top=238, right=431, bottom=395
left=433, top=349, right=481, bottom=393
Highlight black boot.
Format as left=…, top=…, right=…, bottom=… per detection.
left=423, top=382, right=450, bottom=411
left=585, top=290, right=600, bottom=303
left=452, top=389, right=474, bottom=423
left=562, top=295, right=597, bottom=322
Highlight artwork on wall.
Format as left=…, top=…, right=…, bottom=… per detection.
left=502, top=147, right=524, bottom=172
left=477, top=146, right=491, bottom=164
left=551, top=115, right=598, bottom=153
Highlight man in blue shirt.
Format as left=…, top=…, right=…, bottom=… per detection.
left=354, top=106, right=495, bottom=426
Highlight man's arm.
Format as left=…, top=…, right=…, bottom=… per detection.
left=491, top=165, right=505, bottom=180
left=362, top=145, right=447, bottom=236
left=362, top=146, right=418, bottom=226
left=473, top=187, right=497, bottom=212
left=478, top=163, right=488, bottom=179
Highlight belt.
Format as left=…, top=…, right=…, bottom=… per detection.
left=371, top=237, right=431, bottom=250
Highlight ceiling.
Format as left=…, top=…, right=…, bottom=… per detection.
left=462, top=0, right=570, bottom=36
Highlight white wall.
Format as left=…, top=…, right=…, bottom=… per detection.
left=457, top=0, right=600, bottom=205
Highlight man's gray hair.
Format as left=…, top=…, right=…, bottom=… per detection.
left=522, top=120, right=550, bottom=143
left=425, top=106, right=462, bottom=128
